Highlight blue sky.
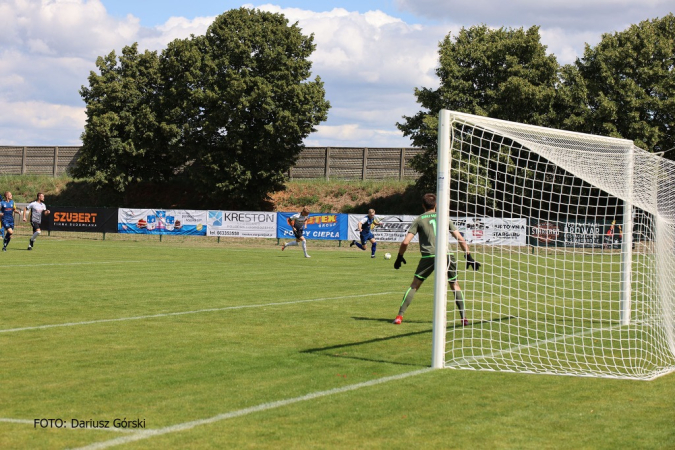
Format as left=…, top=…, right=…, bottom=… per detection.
left=0, top=0, right=672, bottom=147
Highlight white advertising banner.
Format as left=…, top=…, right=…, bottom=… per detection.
left=207, top=211, right=277, bottom=238
left=452, top=217, right=527, bottom=246
left=347, top=214, right=527, bottom=246
left=348, top=214, right=419, bottom=243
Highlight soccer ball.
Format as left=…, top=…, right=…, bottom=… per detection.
left=384, top=253, right=392, bottom=260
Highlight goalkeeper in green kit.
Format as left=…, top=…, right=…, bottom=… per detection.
left=392, top=193, right=480, bottom=325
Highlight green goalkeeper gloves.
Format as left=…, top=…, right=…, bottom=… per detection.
left=394, top=254, right=406, bottom=270
left=465, top=254, right=481, bottom=271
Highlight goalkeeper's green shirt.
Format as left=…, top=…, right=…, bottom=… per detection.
left=407, top=212, right=458, bottom=257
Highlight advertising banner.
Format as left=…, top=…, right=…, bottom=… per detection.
left=207, top=211, right=277, bottom=238
left=530, top=219, right=621, bottom=248
left=349, top=215, right=527, bottom=246
left=348, top=214, right=419, bottom=243
left=453, top=217, right=528, bottom=246
left=277, top=213, right=348, bottom=240
left=42, top=207, right=118, bottom=233
left=118, top=209, right=207, bottom=235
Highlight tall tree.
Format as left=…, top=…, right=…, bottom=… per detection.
left=75, top=44, right=181, bottom=190
left=75, top=8, right=329, bottom=208
left=397, top=25, right=560, bottom=193
left=564, top=14, right=675, bottom=155
left=181, top=8, right=329, bottom=207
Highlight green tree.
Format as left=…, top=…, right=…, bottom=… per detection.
left=181, top=8, right=329, bottom=207
left=75, top=44, right=181, bottom=191
left=76, top=8, right=329, bottom=208
left=564, top=14, right=675, bottom=155
left=397, top=25, right=560, bottom=193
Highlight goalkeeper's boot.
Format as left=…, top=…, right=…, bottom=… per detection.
left=350, top=240, right=356, bottom=247
left=462, top=319, right=469, bottom=326
left=393, top=315, right=403, bottom=325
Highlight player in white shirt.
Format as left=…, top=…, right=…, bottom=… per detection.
left=281, top=206, right=311, bottom=258
left=24, top=192, right=50, bottom=250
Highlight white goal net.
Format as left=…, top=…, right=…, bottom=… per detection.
left=432, top=110, right=675, bottom=380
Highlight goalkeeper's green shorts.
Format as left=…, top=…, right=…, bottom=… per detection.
left=414, top=254, right=457, bottom=282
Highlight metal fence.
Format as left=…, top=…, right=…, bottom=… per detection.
left=0, top=146, right=424, bottom=180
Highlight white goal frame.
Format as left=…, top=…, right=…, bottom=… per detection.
left=431, top=109, right=675, bottom=380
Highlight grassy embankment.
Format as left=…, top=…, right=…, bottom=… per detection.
left=0, top=175, right=424, bottom=215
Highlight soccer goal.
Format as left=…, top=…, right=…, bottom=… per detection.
left=432, top=109, right=675, bottom=380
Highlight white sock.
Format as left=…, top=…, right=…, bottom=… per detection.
left=302, top=240, right=309, bottom=257
left=32, top=231, right=40, bottom=241
left=286, top=241, right=298, bottom=247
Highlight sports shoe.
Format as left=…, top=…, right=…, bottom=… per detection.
left=304, top=254, right=311, bottom=258
left=371, top=254, right=376, bottom=258
left=2, top=247, right=6, bottom=252
left=27, top=246, right=32, bottom=251
left=350, top=240, right=356, bottom=247
left=281, top=243, right=286, bottom=251
left=393, top=315, right=403, bottom=325
left=462, top=319, right=469, bottom=326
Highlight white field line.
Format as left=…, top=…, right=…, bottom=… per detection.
left=446, top=324, right=619, bottom=368
left=0, top=261, right=147, bottom=269
left=0, top=418, right=137, bottom=433
left=73, top=368, right=434, bottom=450
left=0, top=292, right=395, bottom=334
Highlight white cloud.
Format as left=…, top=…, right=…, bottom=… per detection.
left=393, top=0, right=674, bottom=65
left=0, top=99, right=86, bottom=145
left=306, top=124, right=411, bottom=148
left=254, top=5, right=447, bottom=146
left=394, top=0, right=673, bottom=32
left=6, top=1, right=659, bottom=148
left=0, top=0, right=208, bottom=144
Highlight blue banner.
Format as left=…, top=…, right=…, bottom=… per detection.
left=277, top=213, right=348, bottom=240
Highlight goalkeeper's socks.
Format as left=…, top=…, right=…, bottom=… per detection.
left=454, top=290, right=465, bottom=319
left=398, top=287, right=417, bottom=315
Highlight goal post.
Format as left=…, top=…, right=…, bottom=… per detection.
left=432, top=109, right=675, bottom=380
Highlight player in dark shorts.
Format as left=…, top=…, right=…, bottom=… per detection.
left=281, top=206, right=311, bottom=258
left=1, top=191, right=26, bottom=252
left=24, top=192, right=50, bottom=250
left=350, top=208, right=381, bottom=258
left=392, top=193, right=481, bottom=325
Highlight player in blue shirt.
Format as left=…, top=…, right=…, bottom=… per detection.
left=1, top=191, right=26, bottom=251
left=350, top=209, right=381, bottom=258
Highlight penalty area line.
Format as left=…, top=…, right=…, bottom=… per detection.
left=73, top=368, right=434, bottom=450
left=0, top=292, right=396, bottom=334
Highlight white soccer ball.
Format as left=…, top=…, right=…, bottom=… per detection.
left=384, top=253, right=392, bottom=260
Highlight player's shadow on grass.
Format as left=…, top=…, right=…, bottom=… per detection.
left=352, top=315, right=518, bottom=327
left=352, top=316, right=431, bottom=324
left=302, top=315, right=518, bottom=367
left=301, top=328, right=432, bottom=367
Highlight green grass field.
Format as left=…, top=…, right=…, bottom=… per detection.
left=1, top=233, right=674, bottom=449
